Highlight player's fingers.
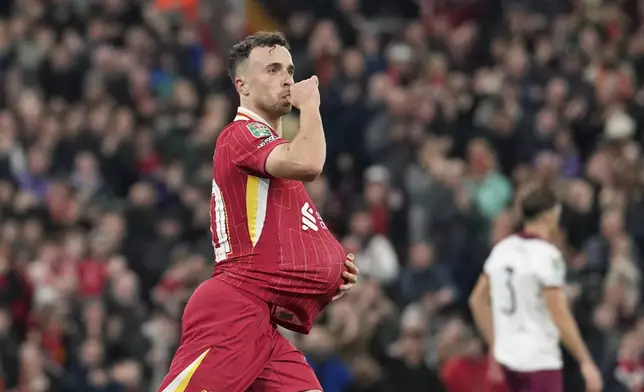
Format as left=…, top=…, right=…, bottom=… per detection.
left=339, top=283, right=353, bottom=291
left=310, top=75, right=319, bottom=85
left=346, top=253, right=355, bottom=261
left=344, top=259, right=359, bottom=275
left=342, top=271, right=357, bottom=283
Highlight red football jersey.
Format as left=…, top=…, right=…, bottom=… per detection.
left=209, top=107, right=346, bottom=334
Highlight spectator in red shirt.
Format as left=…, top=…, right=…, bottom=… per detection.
left=439, top=324, right=507, bottom=392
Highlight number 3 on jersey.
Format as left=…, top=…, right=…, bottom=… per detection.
left=502, top=266, right=517, bottom=315
left=211, top=179, right=231, bottom=262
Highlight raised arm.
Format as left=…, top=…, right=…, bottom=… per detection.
left=265, top=76, right=325, bottom=182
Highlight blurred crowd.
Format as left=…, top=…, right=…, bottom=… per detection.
left=1, top=0, right=644, bottom=391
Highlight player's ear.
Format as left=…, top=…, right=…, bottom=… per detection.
left=236, top=76, right=249, bottom=97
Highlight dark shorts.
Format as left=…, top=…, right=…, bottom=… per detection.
left=157, top=279, right=321, bottom=392
left=502, top=366, right=563, bottom=392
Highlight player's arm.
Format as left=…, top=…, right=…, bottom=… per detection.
left=541, top=251, right=603, bottom=392
left=468, top=273, right=495, bottom=347
left=539, top=252, right=592, bottom=365
left=264, top=102, right=325, bottom=182
left=542, top=287, right=593, bottom=364
left=265, top=76, right=325, bottom=182
left=230, top=77, right=324, bottom=181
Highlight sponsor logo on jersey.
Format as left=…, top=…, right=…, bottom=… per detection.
left=301, top=202, right=319, bottom=231
left=246, top=122, right=272, bottom=138
left=257, top=134, right=279, bottom=148
left=301, top=202, right=327, bottom=231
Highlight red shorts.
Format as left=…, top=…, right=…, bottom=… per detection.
left=157, top=279, right=321, bottom=392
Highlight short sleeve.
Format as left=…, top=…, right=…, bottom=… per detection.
left=483, top=248, right=496, bottom=276
left=227, top=121, right=288, bottom=177
left=537, top=249, right=566, bottom=288
left=483, top=257, right=493, bottom=275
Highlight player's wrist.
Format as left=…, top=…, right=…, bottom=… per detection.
left=298, top=102, right=320, bottom=112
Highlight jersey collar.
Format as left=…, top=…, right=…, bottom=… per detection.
left=235, top=107, right=273, bottom=129
left=516, top=231, right=544, bottom=240
left=235, top=107, right=284, bottom=136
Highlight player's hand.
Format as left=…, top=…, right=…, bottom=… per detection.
left=332, top=253, right=359, bottom=301
left=288, top=76, right=320, bottom=110
left=487, top=357, right=504, bottom=383
left=580, top=361, right=603, bottom=392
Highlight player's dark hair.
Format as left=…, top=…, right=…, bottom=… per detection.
left=521, top=187, right=558, bottom=222
left=228, top=31, right=291, bottom=81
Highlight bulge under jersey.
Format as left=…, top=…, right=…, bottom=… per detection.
left=210, top=107, right=346, bottom=334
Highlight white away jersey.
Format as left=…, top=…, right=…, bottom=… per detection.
left=484, top=234, right=566, bottom=372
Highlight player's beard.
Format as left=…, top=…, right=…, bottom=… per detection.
left=267, top=99, right=292, bottom=117
left=254, top=92, right=292, bottom=118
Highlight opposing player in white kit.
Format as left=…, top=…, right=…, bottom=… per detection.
left=469, top=187, right=603, bottom=392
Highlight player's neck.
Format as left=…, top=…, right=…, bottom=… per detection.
left=239, top=102, right=281, bottom=131
left=521, top=223, right=550, bottom=241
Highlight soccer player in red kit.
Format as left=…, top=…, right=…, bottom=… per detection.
left=157, top=32, right=360, bottom=392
